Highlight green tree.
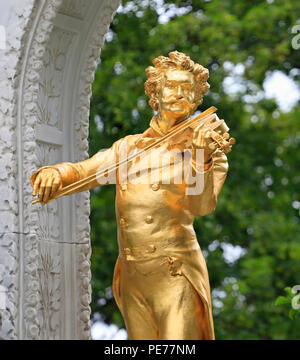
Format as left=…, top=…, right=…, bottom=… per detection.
left=89, top=0, right=300, bottom=339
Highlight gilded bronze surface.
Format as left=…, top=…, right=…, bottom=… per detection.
left=30, top=51, right=234, bottom=340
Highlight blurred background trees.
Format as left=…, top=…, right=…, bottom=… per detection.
left=88, top=0, right=300, bottom=339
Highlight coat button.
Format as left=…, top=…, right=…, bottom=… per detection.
left=124, top=248, right=131, bottom=255
left=151, top=183, right=160, bottom=191
left=120, top=217, right=126, bottom=225
left=145, top=215, right=153, bottom=224
left=121, top=184, right=127, bottom=191
left=147, top=244, right=156, bottom=253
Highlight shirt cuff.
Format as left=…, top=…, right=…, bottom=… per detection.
left=30, top=162, right=80, bottom=188
left=191, top=157, right=213, bottom=174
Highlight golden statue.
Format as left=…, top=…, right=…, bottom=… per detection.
left=30, top=51, right=234, bottom=340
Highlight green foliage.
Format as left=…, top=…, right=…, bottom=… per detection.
left=275, top=287, right=300, bottom=320
left=89, top=0, right=300, bottom=338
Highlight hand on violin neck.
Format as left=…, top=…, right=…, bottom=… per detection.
left=192, top=126, right=217, bottom=164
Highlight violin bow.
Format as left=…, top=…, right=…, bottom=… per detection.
left=32, top=106, right=234, bottom=204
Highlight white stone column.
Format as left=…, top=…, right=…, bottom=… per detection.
left=0, top=0, right=120, bottom=340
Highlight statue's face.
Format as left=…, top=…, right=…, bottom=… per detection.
left=158, top=69, right=196, bottom=123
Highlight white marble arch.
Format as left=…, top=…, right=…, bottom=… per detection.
left=0, top=0, right=120, bottom=339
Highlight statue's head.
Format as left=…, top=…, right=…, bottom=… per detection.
left=145, top=51, right=210, bottom=122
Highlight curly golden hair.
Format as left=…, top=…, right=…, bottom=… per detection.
left=144, top=51, right=210, bottom=111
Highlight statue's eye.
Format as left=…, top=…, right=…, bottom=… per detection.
left=166, top=81, right=175, bottom=88
left=182, top=83, right=193, bottom=90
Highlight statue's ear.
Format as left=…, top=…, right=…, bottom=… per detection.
left=191, top=103, right=198, bottom=113
left=154, top=98, right=160, bottom=112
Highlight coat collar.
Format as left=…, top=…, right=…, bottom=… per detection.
left=134, top=116, right=193, bottom=149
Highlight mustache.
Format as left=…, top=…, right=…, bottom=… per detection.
left=163, top=98, right=191, bottom=105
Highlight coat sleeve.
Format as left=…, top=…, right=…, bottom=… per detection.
left=185, top=149, right=228, bottom=217
left=30, top=139, right=122, bottom=195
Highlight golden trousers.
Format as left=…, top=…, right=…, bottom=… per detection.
left=118, top=240, right=210, bottom=340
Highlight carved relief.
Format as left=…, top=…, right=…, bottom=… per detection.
left=35, top=141, right=61, bottom=167
left=23, top=236, right=61, bottom=340
left=59, top=0, right=89, bottom=20
left=37, top=242, right=61, bottom=340
left=37, top=27, right=74, bottom=129
left=35, top=142, right=62, bottom=242
left=0, top=234, right=18, bottom=340
left=23, top=234, right=41, bottom=340
left=73, top=0, right=121, bottom=338
left=22, top=0, right=64, bottom=340
left=0, top=0, right=121, bottom=340
left=76, top=243, right=92, bottom=340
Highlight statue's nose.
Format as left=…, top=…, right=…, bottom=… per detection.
left=177, top=86, right=184, bottom=98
